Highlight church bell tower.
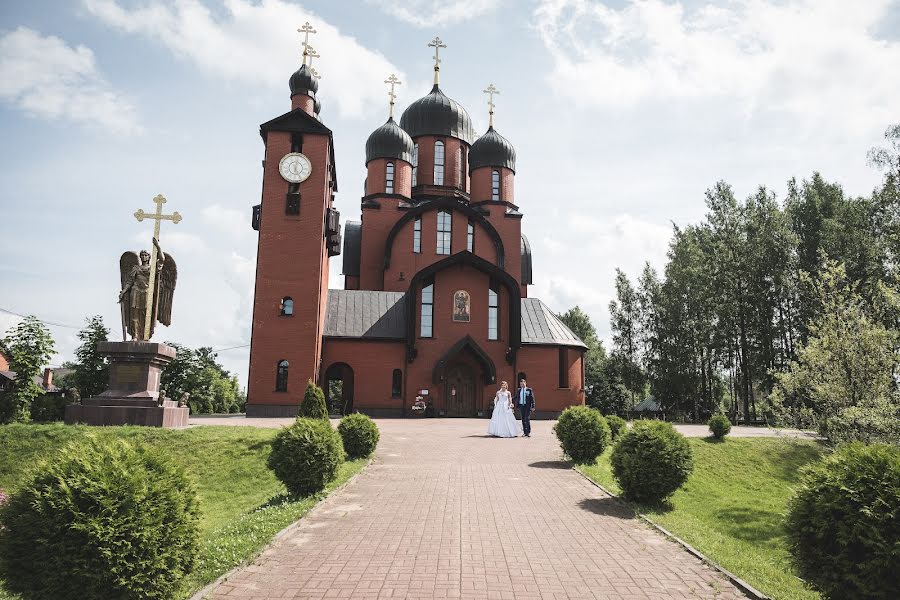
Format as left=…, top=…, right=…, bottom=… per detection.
left=246, top=24, right=341, bottom=416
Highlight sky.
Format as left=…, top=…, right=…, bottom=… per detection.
left=1, top=0, right=898, bottom=387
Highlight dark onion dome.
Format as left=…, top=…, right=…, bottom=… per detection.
left=365, top=117, right=414, bottom=165
left=399, top=84, right=474, bottom=144
left=314, top=96, right=322, bottom=114
left=469, top=126, right=516, bottom=173
left=289, top=63, right=318, bottom=97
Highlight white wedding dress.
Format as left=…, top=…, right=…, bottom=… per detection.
left=488, top=390, right=519, bottom=437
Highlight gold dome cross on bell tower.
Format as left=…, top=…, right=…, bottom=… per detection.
left=484, top=83, right=499, bottom=128
left=298, top=21, right=316, bottom=65
left=385, top=74, right=401, bottom=118
left=428, top=36, right=446, bottom=85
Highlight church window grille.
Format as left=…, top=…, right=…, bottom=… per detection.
left=412, top=143, right=418, bottom=186
left=467, top=221, right=474, bottom=252
left=281, top=297, right=293, bottom=316
left=488, top=285, right=499, bottom=340
left=385, top=162, right=395, bottom=194
left=391, top=369, right=402, bottom=398
left=434, top=141, right=445, bottom=185
left=420, top=280, right=434, bottom=338
left=558, top=348, right=569, bottom=388
left=491, top=170, right=500, bottom=201
left=413, top=218, right=422, bottom=253
left=276, top=360, right=289, bottom=392
left=436, top=210, right=452, bottom=255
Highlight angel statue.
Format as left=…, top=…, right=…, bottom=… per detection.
left=118, top=237, right=177, bottom=341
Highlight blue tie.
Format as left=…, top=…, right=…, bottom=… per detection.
left=520, top=389, right=525, bottom=405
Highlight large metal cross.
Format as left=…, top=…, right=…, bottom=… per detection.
left=306, top=45, right=320, bottom=68
left=428, top=36, right=446, bottom=84
left=385, top=74, right=401, bottom=118
left=298, top=22, right=317, bottom=65
left=484, top=83, right=500, bottom=127
left=133, top=194, right=182, bottom=339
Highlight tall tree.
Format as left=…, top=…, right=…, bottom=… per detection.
left=0, top=316, right=55, bottom=423
left=60, top=316, right=110, bottom=399
left=609, top=269, right=645, bottom=406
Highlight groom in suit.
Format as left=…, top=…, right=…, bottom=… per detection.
left=516, top=379, right=536, bottom=437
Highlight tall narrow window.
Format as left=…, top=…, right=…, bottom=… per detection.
left=420, top=280, right=434, bottom=338
left=276, top=360, right=289, bottom=392
left=434, top=141, right=445, bottom=185
left=413, top=217, right=422, bottom=253
left=459, top=146, right=466, bottom=192
left=391, top=369, right=402, bottom=398
left=385, top=162, right=395, bottom=194
left=281, top=297, right=293, bottom=316
left=491, top=170, right=500, bottom=200
left=286, top=182, right=300, bottom=215
left=558, top=348, right=569, bottom=388
left=467, top=220, right=474, bottom=252
left=412, top=143, right=418, bottom=186
left=436, top=210, right=452, bottom=254
left=488, top=285, right=499, bottom=340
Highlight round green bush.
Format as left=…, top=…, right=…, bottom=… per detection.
left=268, top=418, right=344, bottom=496
left=0, top=438, right=199, bottom=600
left=553, top=406, right=611, bottom=464
left=338, top=413, right=380, bottom=459
left=785, top=442, right=900, bottom=600
left=708, top=413, right=732, bottom=440
left=605, top=414, right=627, bottom=441
left=298, top=380, right=329, bottom=419
left=610, top=420, right=694, bottom=503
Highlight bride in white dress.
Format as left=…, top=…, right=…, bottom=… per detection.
left=488, top=381, right=519, bottom=437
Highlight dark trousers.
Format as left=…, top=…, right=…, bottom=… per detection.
left=520, top=404, right=532, bottom=436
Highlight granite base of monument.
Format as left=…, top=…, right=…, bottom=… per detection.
left=65, top=341, right=189, bottom=428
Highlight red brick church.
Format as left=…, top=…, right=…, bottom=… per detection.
left=246, top=36, right=586, bottom=417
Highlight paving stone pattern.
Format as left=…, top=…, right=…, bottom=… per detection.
left=206, top=419, right=747, bottom=599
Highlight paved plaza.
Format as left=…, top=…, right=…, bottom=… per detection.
left=201, top=419, right=749, bottom=599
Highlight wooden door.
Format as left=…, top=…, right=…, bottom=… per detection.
left=445, top=365, right=475, bottom=417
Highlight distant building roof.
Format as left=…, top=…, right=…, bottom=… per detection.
left=521, top=299, right=588, bottom=349
left=633, top=396, right=661, bottom=412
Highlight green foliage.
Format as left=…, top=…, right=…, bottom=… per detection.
left=708, top=413, right=732, bottom=440
left=0, top=316, right=55, bottom=423
left=611, top=420, right=694, bottom=503
left=267, top=418, right=343, bottom=497
left=785, top=443, right=900, bottom=600
left=825, top=397, right=900, bottom=446
left=298, top=380, right=328, bottom=419
left=337, top=413, right=380, bottom=459
left=0, top=437, right=200, bottom=600
left=589, top=357, right=632, bottom=416
left=553, top=406, right=611, bottom=464
left=161, top=343, right=242, bottom=414
left=28, top=393, right=70, bottom=422
left=59, top=315, right=109, bottom=399
left=604, top=414, right=627, bottom=441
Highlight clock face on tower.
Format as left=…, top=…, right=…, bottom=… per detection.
left=278, top=152, right=312, bottom=183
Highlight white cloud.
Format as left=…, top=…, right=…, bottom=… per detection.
left=368, top=0, right=503, bottom=27
left=0, top=27, right=141, bottom=133
left=83, top=0, right=403, bottom=119
left=201, top=204, right=253, bottom=241
left=533, top=0, right=900, bottom=131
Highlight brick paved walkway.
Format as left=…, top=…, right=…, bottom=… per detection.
left=205, top=419, right=747, bottom=599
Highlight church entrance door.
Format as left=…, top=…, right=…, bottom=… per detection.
left=444, top=364, right=476, bottom=417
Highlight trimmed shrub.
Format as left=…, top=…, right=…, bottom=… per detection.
left=824, top=397, right=900, bottom=446
left=298, top=379, right=328, bottom=420
left=605, top=414, right=627, bottom=441
left=611, top=420, right=694, bottom=503
left=0, top=437, right=199, bottom=600
left=268, top=418, right=344, bottom=497
left=29, top=393, right=69, bottom=422
left=553, top=406, right=611, bottom=464
left=785, top=442, right=900, bottom=600
left=338, top=413, right=380, bottom=459
left=708, top=413, right=732, bottom=440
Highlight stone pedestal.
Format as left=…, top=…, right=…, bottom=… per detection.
left=65, top=341, right=189, bottom=428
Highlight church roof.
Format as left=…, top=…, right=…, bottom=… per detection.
left=365, top=117, right=414, bottom=165
left=399, top=84, right=475, bottom=144
left=289, top=63, right=318, bottom=97
left=521, top=299, right=588, bottom=349
left=341, top=221, right=362, bottom=277
left=469, top=126, right=516, bottom=173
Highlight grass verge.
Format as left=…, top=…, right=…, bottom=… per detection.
left=578, top=436, right=824, bottom=600
left=0, top=424, right=368, bottom=600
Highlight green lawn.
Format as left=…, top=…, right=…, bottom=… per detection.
left=579, top=437, right=824, bottom=600
left=0, top=424, right=368, bottom=599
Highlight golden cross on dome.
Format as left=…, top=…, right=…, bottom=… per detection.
left=298, top=22, right=316, bottom=65
left=385, top=74, right=401, bottom=118
left=133, top=194, right=182, bottom=339
left=310, top=66, right=321, bottom=80
left=484, top=83, right=499, bottom=127
left=427, top=36, right=446, bottom=84
left=306, top=45, right=320, bottom=68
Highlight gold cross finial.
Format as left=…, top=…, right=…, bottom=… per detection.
left=484, top=83, right=499, bottom=127
left=310, top=66, right=321, bottom=80
left=133, top=194, right=182, bottom=340
left=306, top=45, right=320, bottom=68
left=385, top=74, right=401, bottom=118
left=298, top=22, right=316, bottom=65
left=428, top=36, right=446, bottom=85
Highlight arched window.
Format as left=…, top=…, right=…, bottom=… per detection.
left=491, top=170, right=501, bottom=200
left=434, top=140, right=445, bottom=185
left=391, top=369, right=402, bottom=398
left=488, top=284, right=499, bottom=340
left=467, top=220, right=474, bottom=252
left=412, top=143, right=418, bottom=186
left=276, top=360, right=289, bottom=392
left=281, top=297, right=293, bottom=316
left=385, top=162, right=395, bottom=194
left=420, top=279, right=434, bottom=338
left=413, top=217, right=422, bottom=253
left=436, top=210, right=451, bottom=255
left=558, top=348, right=569, bottom=388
